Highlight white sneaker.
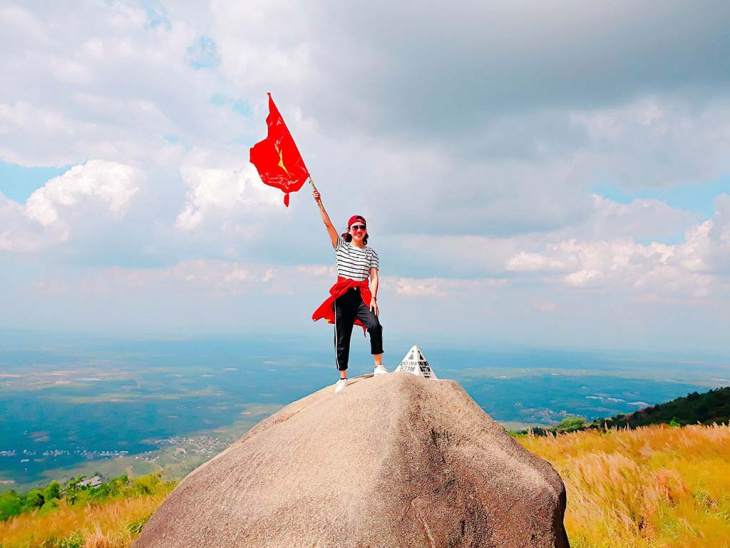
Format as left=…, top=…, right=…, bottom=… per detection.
left=334, top=378, right=348, bottom=393
left=374, top=365, right=389, bottom=376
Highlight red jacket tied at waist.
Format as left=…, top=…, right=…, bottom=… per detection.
left=312, top=277, right=372, bottom=330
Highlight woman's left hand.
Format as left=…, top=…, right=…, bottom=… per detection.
left=370, top=298, right=379, bottom=316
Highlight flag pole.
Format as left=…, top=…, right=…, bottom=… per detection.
left=309, top=176, right=324, bottom=211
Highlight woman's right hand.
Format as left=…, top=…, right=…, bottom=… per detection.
left=313, top=189, right=322, bottom=202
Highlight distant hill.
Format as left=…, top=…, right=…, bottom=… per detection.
left=516, top=386, right=730, bottom=436
left=595, top=386, right=730, bottom=429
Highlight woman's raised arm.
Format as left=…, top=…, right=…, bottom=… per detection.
left=313, top=189, right=339, bottom=248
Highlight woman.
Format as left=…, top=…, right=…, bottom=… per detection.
left=311, top=189, right=387, bottom=393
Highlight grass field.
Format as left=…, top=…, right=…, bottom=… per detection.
left=0, top=494, right=170, bottom=548
left=1, top=424, right=728, bottom=547
left=0, top=476, right=174, bottom=548
left=519, top=423, right=730, bottom=548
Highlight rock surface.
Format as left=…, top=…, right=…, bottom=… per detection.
left=135, top=372, right=569, bottom=547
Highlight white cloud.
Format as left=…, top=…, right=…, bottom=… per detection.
left=202, top=1, right=730, bottom=143
left=380, top=233, right=535, bottom=281
left=378, top=194, right=696, bottom=279
left=27, top=160, right=141, bottom=226
left=209, top=0, right=313, bottom=94
left=295, top=265, right=336, bottom=278
left=0, top=5, right=49, bottom=46
left=262, top=267, right=275, bottom=283
left=72, top=262, right=506, bottom=302
left=506, top=219, right=721, bottom=298
left=0, top=2, right=240, bottom=168
left=391, top=276, right=506, bottom=298
left=175, top=159, right=281, bottom=231
left=705, top=194, right=730, bottom=274
left=0, top=192, right=38, bottom=253
left=531, top=300, right=558, bottom=312
left=394, top=278, right=444, bottom=298
left=82, top=259, right=253, bottom=296
left=571, top=98, right=730, bottom=189
left=581, top=194, right=697, bottom=240
left=0, top=160, right=143, bottom=252
left=196, top=1, right=730, bottom=242
left=1, top=2, right=729, bottom=350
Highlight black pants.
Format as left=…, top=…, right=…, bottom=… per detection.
left=334, top=287, right=383, bottom=371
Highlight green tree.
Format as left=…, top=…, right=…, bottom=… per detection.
left=39, top=497, right=59, bottom=514
left=23, top=489, right=45, bottom=510
left=64, top=476, right=86, bottom=505
left=556, top=416, right=586, bottom=432
left=0, top=490, right=22, bottom=521
left=133, top=473, right=161, bottom=495
left=44, top=481, right=61, bottom=501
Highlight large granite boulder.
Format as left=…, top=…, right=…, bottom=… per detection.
left=135, top=372, right=569, bottom=547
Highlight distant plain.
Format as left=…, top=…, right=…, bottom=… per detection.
left=1, top=330, right=727, bottom=490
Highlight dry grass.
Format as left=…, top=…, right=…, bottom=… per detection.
left=519, top=423, right=730, bottom=548
left=0, top=490, right=171, bottom=548
left=2, top=425, right=727, bottom=547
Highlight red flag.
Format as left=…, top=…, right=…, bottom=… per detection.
left=250, top=93, right=310, bottom=207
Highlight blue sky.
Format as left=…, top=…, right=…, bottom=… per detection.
left=593, top=177, right=730, bottom=220
left=1, top=1, right=729, bottom=355
left=0, top=163, right=67, bottom=202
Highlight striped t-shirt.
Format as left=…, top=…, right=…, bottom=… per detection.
left=335, top=236, right=379, bottom=281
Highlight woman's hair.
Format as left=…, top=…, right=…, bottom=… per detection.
left=341, top=230, right=369, bottom=245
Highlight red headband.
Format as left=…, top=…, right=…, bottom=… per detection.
left=348, top=215, right=366, bottom=228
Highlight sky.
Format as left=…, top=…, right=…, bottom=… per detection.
left=1, top=1, right=729, bottom=355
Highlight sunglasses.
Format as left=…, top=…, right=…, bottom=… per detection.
left=350, top=225, right=366, bottom=231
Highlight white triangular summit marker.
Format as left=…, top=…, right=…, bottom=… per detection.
left=394, top=345, right=437, bottom=379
